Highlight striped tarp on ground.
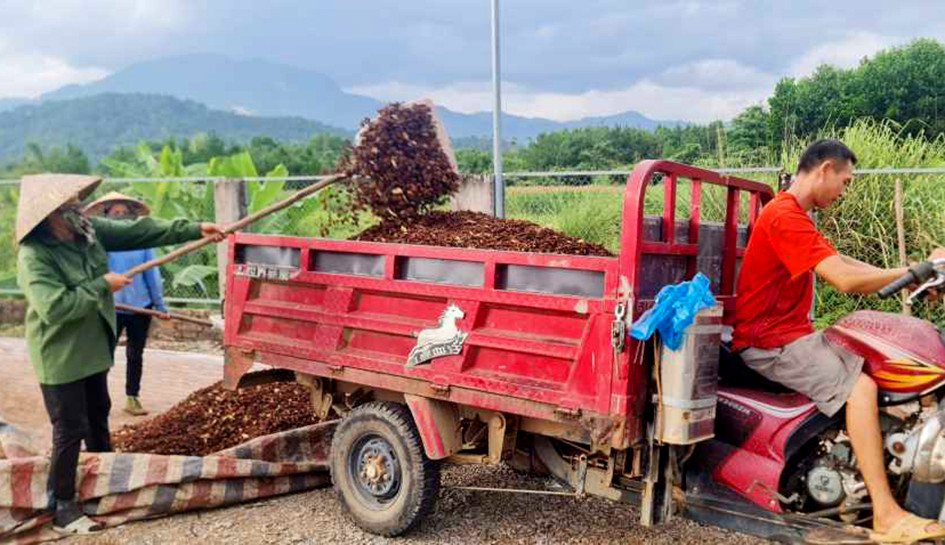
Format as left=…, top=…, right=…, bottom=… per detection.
left=0, top=420, right=336, bottom=544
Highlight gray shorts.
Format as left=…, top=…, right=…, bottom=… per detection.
left=740, top=331, right=864, bottom=417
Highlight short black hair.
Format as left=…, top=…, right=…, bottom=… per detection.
left=796, top=139, right=857, bottom=174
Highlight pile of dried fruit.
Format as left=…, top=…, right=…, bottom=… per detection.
left=356, top=210, right=612, bottom=256
left=341, top=101, right=460, bottom=221
left=335, top=102, right=610, bottom=257
left=112, top=376, right=318, bottom=456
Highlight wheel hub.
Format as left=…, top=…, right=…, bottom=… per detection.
left=361, top=454, right=389, bottom=483
left=352, top=435, right=401, bottom=502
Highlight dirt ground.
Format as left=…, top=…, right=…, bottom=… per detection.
left=71, top=464, right=764, bottom=545
left=1, top=336, right=763, bottom=545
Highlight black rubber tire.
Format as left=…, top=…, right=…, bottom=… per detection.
left=329, top=401, right=440, bottom=536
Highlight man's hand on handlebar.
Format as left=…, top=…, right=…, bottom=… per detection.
left=878, top=252, right=945, bottom=300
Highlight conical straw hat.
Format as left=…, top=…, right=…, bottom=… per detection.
left=83, top=191, right=151, bottom=217
left=16, top=174, right=102, bottom=243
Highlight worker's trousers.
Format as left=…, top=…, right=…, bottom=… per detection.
left=39, top=371, right=112, bottom=501
left=116, top=312, right=153, bottom=397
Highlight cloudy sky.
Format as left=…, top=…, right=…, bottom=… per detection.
left=2, top=0, right=945, bottom=122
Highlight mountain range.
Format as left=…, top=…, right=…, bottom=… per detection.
left=0, top=94, right=346, bottom=161
left=0, top=54, right=684, bottom=144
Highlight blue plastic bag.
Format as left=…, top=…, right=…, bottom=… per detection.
left=629, top=273, right=717, bottom=351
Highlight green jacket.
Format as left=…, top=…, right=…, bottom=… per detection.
left=17, top=217, right=203, bottom=385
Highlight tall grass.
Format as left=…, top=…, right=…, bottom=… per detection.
left=505, top=172, right=779, bottom=254
left=507, top=188, right=624, bottom=253
left=509, top=120, right=945, bottom=329
left=784, top=120, right=945, bottom=327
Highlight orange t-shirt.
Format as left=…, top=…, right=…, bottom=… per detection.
left=732, top=192, right=837, bottom=350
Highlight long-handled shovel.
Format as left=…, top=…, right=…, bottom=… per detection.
left=115, top=303, right=215, bottom=328
left=124, top=173, right=349, bottom=278
left=113, top=174, right=349, bottom=333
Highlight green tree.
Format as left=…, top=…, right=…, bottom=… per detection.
left=185, top=132, right=232, bottom=164
left=517, top=127, right=661, bottom=172
left=4, top=143, right=92, bottom=175
left=728, top=105, right=773, bottom=162
left=767, top=39, right=945, bottom=151
left=457, top=148, right=492, bottom=174
left=855, top=38, right=945, bottom=135
left=654, top=124, right=722, bottom=165
left=247, top=133, right=348, bottom=175
left=768, top=66, right=858, bottom=147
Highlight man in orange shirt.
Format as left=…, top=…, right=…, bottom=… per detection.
left=733, top=139, right=945, bottom=542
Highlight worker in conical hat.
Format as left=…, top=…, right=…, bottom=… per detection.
left=83, top=191, right=151, bottom=217
left=16, top=174, right=224, bottom=535
left=84, top=192, right=163, bottom=417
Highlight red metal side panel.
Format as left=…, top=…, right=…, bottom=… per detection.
left=226, top=235, right=620, bottom=418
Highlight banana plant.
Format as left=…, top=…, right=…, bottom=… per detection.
left=100, top=144, right=207, bottom=220
left=168, top=152, right=290, bottom=295
left=208, top=151, right=290, bottom=233
left=0, top=187, right=19, bottom=284
left=97, top=145, right=292, bottom=297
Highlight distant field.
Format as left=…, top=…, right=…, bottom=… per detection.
left=507, top=186, right=624, bottom=253
left=505, top=180, right=767, bottom=253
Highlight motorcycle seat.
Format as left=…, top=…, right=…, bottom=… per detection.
left=718, top=343, right=793, bottom=394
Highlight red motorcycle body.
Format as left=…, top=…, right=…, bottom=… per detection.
left=702, top=310, right=945, bottom=513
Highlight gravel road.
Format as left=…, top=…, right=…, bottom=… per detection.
left=0, top=337, right=765, bottom=545
left=73, top=464, right=766, bottom=545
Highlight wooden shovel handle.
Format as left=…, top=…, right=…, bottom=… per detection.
left=124, top=174, right=347, bottom=278
left=115, top=303, right=214, bottom=327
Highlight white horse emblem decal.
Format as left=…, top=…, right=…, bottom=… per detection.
left=406, top=305, right=468, bottom=368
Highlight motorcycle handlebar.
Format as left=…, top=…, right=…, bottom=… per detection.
left=877, top=261, right=936, bottom=299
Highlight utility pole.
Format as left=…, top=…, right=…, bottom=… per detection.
left=491, top=0, right=504, bottom=218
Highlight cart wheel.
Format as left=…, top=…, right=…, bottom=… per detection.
left=330, top=401, right=440, bottom=536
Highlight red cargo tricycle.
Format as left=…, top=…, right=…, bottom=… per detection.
left=222, top=161, right=945, bottom=543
